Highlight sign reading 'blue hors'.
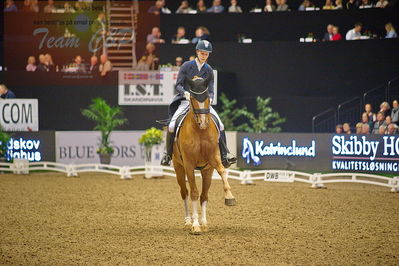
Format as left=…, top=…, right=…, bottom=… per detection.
left=237, top=133, right=399, bottom=173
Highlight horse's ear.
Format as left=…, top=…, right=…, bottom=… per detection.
left=185, top=77, right=194, bottom=89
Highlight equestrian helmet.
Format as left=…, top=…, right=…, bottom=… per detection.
left=195, top=40, right=213, bottom=53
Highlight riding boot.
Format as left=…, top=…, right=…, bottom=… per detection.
left=161, top=131, right=175, bottom=166
left=219, top=131, right=237, bottom=168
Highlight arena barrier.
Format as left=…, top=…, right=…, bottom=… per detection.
left=0, top=160, right=398, bottom=192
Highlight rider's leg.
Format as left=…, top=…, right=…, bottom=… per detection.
left=161, top=100, right=190, bottom=166
left=210, top=107, right=237, bottom=168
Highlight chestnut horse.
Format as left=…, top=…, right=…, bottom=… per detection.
left=172, top=77, right=236, bottom=235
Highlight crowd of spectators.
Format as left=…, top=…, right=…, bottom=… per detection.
left=4, top=0, right=97, bottom=13
left=320, top=22, right=397, bottom=41
left=336, top=100, right=399, bottom=135
left=25, top=53, right=113, bottom=76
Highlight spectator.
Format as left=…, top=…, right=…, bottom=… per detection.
left=22, top=0, right=32, bottom=12
left=322, top=0, right=335, bottom=9
left=0, top=84, right=16, bottom=99
left=379, top=101, right=391, bottom=117
left=30, top=0, right=39, bottom=12
left=45, top=53, right=55, bottom=72
left=332, top=26, right=342, bottom=40
left=359, top=0, right=372, bottom=8
left=64, top=2, right=76, bottom=13
left=322, top=24, right=334, bottom=41
left=207, top=0, right=225, bottom=13
left=365, top=103, right=376, bottom=122
left=361, top=123, right=370, bottom=134
left=148, top=0, right=171, bottom=15
left=228, top=0, right=243, bottom=12
left=196, top=0, right=207, bottom=13
left=189, top=55, right=196, bottom=61
left=334, top=0, right=343, bottom=9
left=172, top=26, right=189, bottom=44
left=355, top=122, right=363, bottom=134
left=385, top=115, right=393, bottom=126
left=74, top=2, right=84, bottom=13
left=387, top=123, right=398, bottom=134
left=44, top=0, right=57, bottom=13
left=385, top=23, right=397, bottom=38
left=146, top=27, right=165, bottom=44
left=37, top=54, right=49, bottom=72
left=265, top=0, right=276, bottom=11
left=176, top=0, right=194, bottom=14
left=375, top=0, right=389, bottom=7
left=346, top=0, right=358, bottom=9
left=391, top=100, right=399, bottom=125
left=343, top=123, right=352, bottom=134
left=88, top=56, right=99, bottom=72
left=298, top=0, right=314, bottom=10
left=378, top=125, right=387, bottom=134
left=99, top=54, right=112, bottom=76
left=191, top=26, right=210, bottom=44
left=372, top=112, right=387, bottom=134
left=346, top=22, right=362, bottom=40
left=136, top=43, right=159, bottom=71
left=172, top=57, right=183, bottom=71
left=361, top=112, right=373, bottom=131
left=276, top=0, right=289, bottom=11
left=26, top=56, right=37, bottom=72
left=4, top=0, right=17, bottom=12
left=336, top=124, right=343, bottom=134
left=74, top=55, right=86, bottom=73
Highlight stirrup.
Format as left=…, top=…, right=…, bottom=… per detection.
left=161, top=154, right=172, bottom=166
left=222, top=154, right=237, bottom=168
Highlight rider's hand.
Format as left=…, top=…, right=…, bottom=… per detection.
left=210, top=98, right=213, bottom=105
left=184, top=91, right=190, bottom=101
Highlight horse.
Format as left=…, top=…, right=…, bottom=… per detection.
left=172, top=76, right=236, bottom=235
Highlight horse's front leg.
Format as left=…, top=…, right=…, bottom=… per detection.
left=184, top=165, right=202, bottom=235
left=173, top=160, right=191, bottom=228
left=211, top=154, right=236, bottom=206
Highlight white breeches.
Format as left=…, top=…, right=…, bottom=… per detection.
left=168, top=100, right=224, bottom=133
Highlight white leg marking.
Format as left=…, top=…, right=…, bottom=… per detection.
left=201, top=201, right=207, bottom=225
left=184, top=197, right=191, bottom=222
left=192, top=200, right=200, bottom=227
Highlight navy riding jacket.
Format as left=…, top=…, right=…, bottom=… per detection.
left=168, top=60, right=214, bottom=118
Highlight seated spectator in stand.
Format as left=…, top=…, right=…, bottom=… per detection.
left=379, top=101, right=391, bottom=117
left=385, top=23, right=398, bottom=38
left=0, top=84, right=16, bottom=99
left=45, top=53, right=55, bottom=72
left=359, top=0, right=372, bottom=8
left=99, top=54, right=112, bottom=76
left=391, top=100, right=399, bottom=125
left=146, top=27, right=165, bottom=44
left=346, top=23, right=362, bottom=40
left=385, top=115, right=393, bottom=127
left=30, top=0, right=39, bottom=12
left=136, top=43, right=159, bottom=71
left=332, top=26, right=342, bottom=40
left=37, top=54, right=49, bottom=72
left=343, top=123, right=352, bottom=134
left=22, top=0, right=32, bottom=12
left=378, top=125, right=387, bottom=134
left=74, top=55, right=86, bottom=73
left=334, top=0, right=343, bottom=9
left=323, top=0, right=335, bottom=9
left=26, top=56, right=37, bottom=72
left=172, top=26, right=189, bottom=44
left=228, top=0, right=243, bottom=12
left=298, top=0, right=314, bottom=10
left=365, top=103, right=376, bottom=122
left=196, top=0, right=207, bottom=13
left=4, top=0, right=17, bottom=12
left=64, top=2, right=76, bottom=13
left=335, top=124, right=343, bottom=134
left=148, top=0, right=171, bottom=14
left=172, top=57, right=183, bottom=71
left=375, top=0, right=389, bottom=7
left=88, top=56, right=99, bottom=72
left=265, top=0, right=276, bottom=11
left=176, top=1, right=194, bottom=14
left=372, top=112, right=387, bottom=134
left=346, top=0, right=358, bottom=9
left=44, top=0, right=57, bottom=13
left=207, top=0, right=225, bottom=13
left=322, top=24, right=334, bottom=41
left=387, top=123, right=398, bottom=134
left=189, top=55, right=196, bottom=61
left=191, top=26, right=211, bottom=43
left=360, top=112, right=373, bottom=131
left=276, top=0, right=290, bottom=11
left=355, top=122, right=363, bottom=134
left=74, top=2, right=84, bottom=13
left=361, top=123, right=370, bottom=134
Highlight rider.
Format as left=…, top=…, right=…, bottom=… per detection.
left=160, top=40, right=237, bottom=168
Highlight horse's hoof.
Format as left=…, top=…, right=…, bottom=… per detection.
left=184, top=221, right=192, bottom=230
left=190, top=225, right=202, bottom=235
left=201, top=224, right=209, bottom=232
left=225, top=198, right=236, bottom=206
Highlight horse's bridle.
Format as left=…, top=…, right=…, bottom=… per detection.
left=189, top=90, right=210, bottom=126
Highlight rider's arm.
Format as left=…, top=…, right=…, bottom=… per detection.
left=175, top=64, right=187, bottom=96
left=208, top=68, right=214, bottom=102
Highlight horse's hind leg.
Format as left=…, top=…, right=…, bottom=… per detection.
left=200, top=167, right=213, bottom=232
left=173, top=161, right=191, bottom=228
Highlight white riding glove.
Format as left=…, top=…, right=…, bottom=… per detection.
left=210, top=98, right=213, bottom=104
left=184, top=91, right=190, bottom=101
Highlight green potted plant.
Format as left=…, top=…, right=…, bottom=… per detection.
left=81, top=98, right=127, bottom=164
left=139, top=127, right=164, bottom=178
left=0, top=126, right=11, bottom=163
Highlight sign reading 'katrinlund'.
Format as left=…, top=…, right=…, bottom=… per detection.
left=237, top=133, right=399, bottom=173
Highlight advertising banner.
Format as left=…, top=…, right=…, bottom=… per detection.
left=118, top=70, right=218, bottom=106
left=0, top=99, right=39, bottom=131
left=5, top=131, right=55, bottom=162
left=238, top=133, right=399, bottom=173
left=55, top=131, right=165, bottom=166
